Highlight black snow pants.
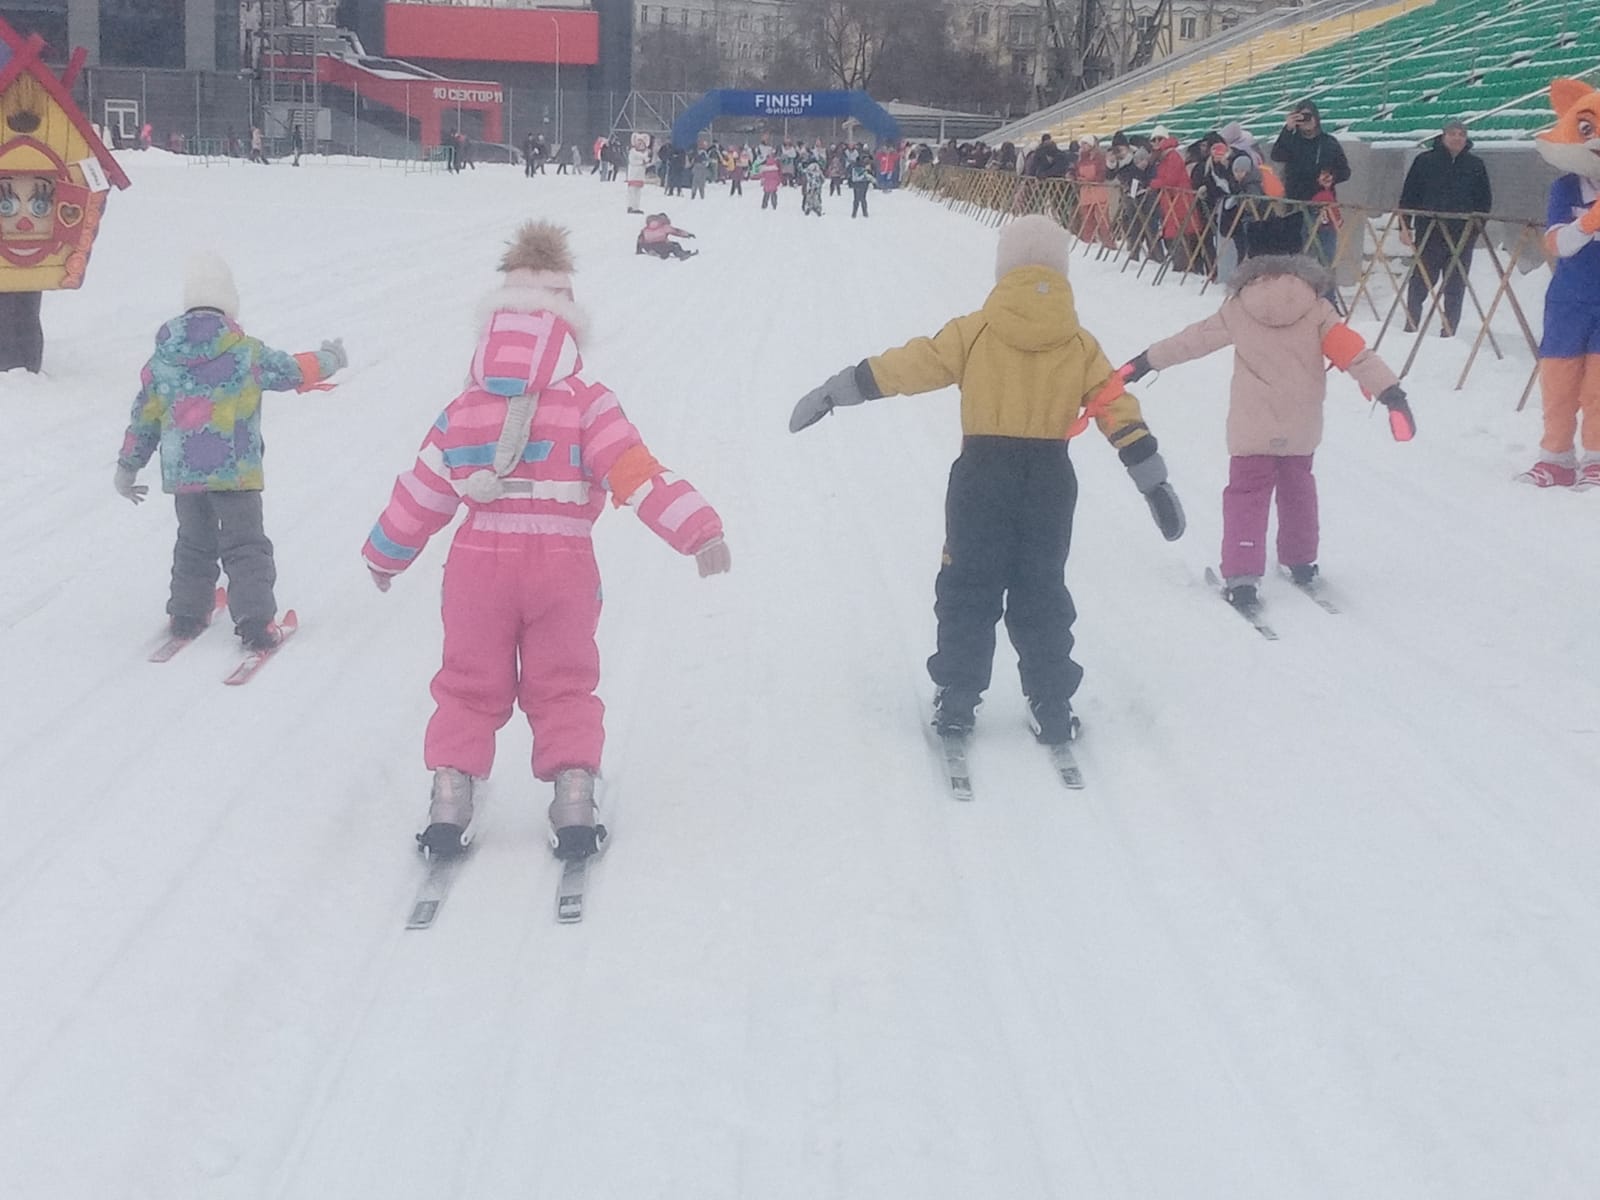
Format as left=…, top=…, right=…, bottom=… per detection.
left=170, top=491, right=276, bottom=628
left=927, top=437, right=1082, bottom=703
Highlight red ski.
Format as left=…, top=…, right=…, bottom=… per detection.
left=222, top=611, right=299, bottom=685
left=148, top=588, right=228, bottom=663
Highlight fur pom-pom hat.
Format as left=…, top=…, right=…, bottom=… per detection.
left=498, top=219, right=575, bottom=296
left=183, top=251, right=240, bottom=320
left=477, top=220, right=588, bottom=337
left=995, top=214, right=1072, bottom=282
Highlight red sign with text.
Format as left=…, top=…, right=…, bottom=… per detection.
left=385, top=6, right=600, bottom=66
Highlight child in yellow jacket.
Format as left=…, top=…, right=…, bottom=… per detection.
left=788, top=214, right=1184, bottom=744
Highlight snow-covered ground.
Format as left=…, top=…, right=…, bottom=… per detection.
left=2, top=150, right=1597, bottom=1200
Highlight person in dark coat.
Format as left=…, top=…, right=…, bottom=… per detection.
left=1270, top=100, right=1350, bottom=251
left=1028, top=133, right=1068, bottom=179
left=1270, top=101, right=1350, bottom=199
left=1399, top=119, right=1494, bottom=336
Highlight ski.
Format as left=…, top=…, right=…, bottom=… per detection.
left=222, top=611, right=299, bottom=685
left=148, top=588, right=228, bottom=663
left=406, top=849, right=470, bottom=929
left=556, top=856, right=590, bottom=923
left=556, top=829, right=608, bottom=924
left=1278, top=567, right=1340, bottom=614
left=1045, top=741, right=1085, bottom=789
left=1204, top=569, right=1278, bottom=641
left=937, top=733, right=975, bottom=801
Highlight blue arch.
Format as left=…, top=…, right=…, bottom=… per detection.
left=670, top=89, right=902, bottom=147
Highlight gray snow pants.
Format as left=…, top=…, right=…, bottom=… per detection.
left=170, top=491, right=276, bottom=627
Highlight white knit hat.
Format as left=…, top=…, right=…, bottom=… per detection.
left=995, top=214, right=1071, bottom=282
left=182, top=251, right=240, bottom=319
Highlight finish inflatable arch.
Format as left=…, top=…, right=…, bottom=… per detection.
left=670, top=90, right=901, bottom=148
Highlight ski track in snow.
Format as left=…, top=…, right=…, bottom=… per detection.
left=0, top=151, right=1597, bottom=1200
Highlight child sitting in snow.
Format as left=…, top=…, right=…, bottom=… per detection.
left=114, top=252, right=346, bottom=651
left=363, top=222, right=731, bottom=862
left=1121, top=253, right=1413, bottom=611
left=636, top=213, right=697, bottom=259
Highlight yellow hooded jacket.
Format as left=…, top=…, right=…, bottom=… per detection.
left=863, top=265, right=1152, bottom=456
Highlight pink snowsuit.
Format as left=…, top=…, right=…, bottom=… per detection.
left=364, top=304, right=723, bottom=781
left=638, top=216, right=690, bottom=245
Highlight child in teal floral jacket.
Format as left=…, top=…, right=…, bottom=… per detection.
left=115, top=252, right=346, bottom=649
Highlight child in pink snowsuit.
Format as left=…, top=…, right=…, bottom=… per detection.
left=758, top=156, right=783, bottom=210
left=1122, top=254, right=1413, bottom=610
left=636, top=213, right=697, bottom=259
left=364, top=221, right=731, bottom=861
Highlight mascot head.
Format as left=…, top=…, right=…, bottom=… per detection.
left=1536, top=78, right=1600, bottom=180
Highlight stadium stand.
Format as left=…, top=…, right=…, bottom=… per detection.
left=993, top=0, right=1432, bottom=145
left=1131, top=0, right=1600, bottom=143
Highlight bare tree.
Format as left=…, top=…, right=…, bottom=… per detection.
left=633, top=27, right=723, bottom=93
left=795, top=0, right=903, bottom=91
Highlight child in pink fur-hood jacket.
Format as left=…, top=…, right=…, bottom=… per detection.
left=363, top=220, right=731, bottom=864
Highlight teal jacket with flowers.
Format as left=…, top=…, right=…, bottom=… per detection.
left=117, top=310, right=333, bottom=493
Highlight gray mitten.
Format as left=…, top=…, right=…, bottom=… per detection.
left=114, top=465, right=148, bottom=505
left=318, top=337, right=348, bottom=375
left=789, top=364, right=873, bottom=433
left=1126, top=450, right=1186, bottom=541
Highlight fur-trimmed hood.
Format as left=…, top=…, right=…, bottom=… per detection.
left=475, top=285, right=590, bottom=346
left=1227, top=254, right=1333, bottom=327
left=1227, top=253, right=1332, bottom=297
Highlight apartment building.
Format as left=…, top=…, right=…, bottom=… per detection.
left=635, top=0, right=791, bottom=69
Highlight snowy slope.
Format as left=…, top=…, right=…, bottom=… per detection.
left=0, top=151, right=1597, bottom=1200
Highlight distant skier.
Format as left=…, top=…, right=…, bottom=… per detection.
left=636, top=213, right=697, bottom=259
left=363, top=222, right=731, bottom=861
left=801, top=159, right=825, bottom=216
left=787, top=215, right=1185, bottom=744
left=1121, top=253, right=1412, bottom=611
left=758, top=154, right=782, bottom=210
left=848, top=154, right=872, bottom=218
left=114, top=252, right=347, bottom=651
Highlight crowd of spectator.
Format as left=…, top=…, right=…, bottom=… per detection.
left=925, top=102, right=1496, bottom=334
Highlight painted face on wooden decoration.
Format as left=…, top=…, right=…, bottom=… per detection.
left=0, top=151, right=94, bottom=274
left=0, top=174, right=60, bottom=264
left=0, top=21, right=128, bottom=293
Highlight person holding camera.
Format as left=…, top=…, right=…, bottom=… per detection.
left=1271, top=101, right=1350, bottom=252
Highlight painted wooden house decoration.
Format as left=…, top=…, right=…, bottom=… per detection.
left=0, top=17, right=130, bottom=293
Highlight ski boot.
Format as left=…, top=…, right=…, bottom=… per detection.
left=1286, top=563, right=1319, bottom=586
left=548, top=767, right=607, bottom=862
left=932, top=686, right=980, bottom=737
left=1224, top=579, right=1260, bottom=611
left=168, top=612, right=207, bottom=640
left=1516, top=456, right=1577, bottom=488
left=235, top=616, right=283, bottom=652
left=1028, top=696, right=1080, bottom=745
left=416, top=767, right=474, bottom=859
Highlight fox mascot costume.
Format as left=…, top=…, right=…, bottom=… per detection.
left=1527, top=78, right=1600, bottom=489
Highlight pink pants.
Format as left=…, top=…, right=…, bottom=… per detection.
left=1220, top=454, right=1319, bottom=580
left=425, top=540, right=604, bottom=781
